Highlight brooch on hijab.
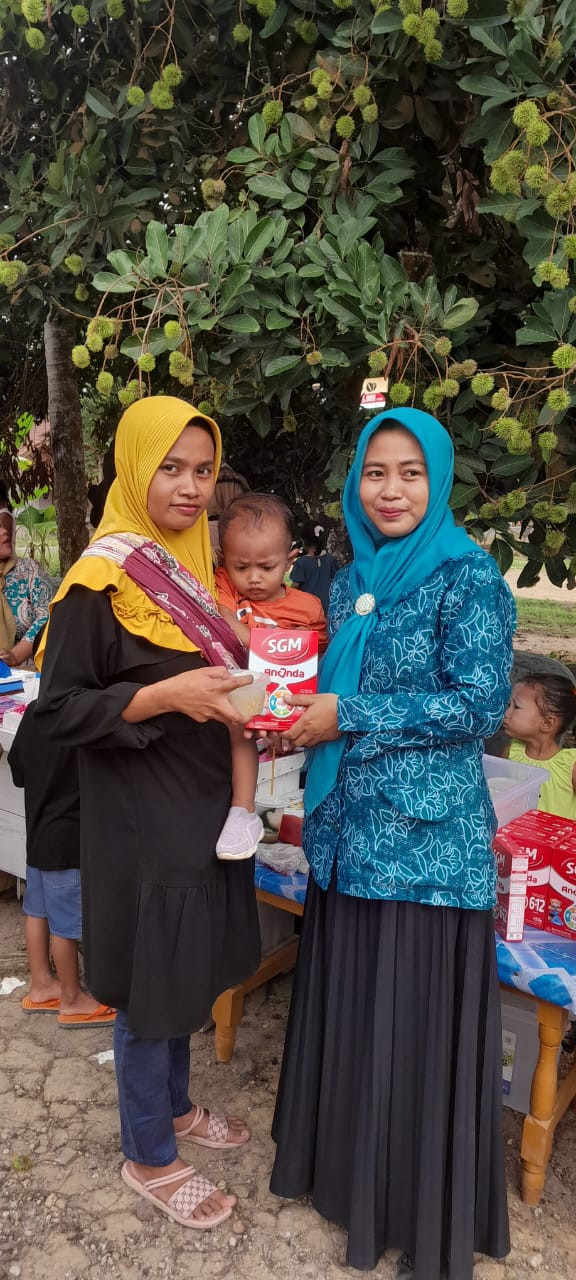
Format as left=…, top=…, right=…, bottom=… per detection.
left=355, top=593, right=376, bottom=616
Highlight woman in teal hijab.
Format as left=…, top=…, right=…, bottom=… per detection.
left=271, top=410, right=515, bottom=1280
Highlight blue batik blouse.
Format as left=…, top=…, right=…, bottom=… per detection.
left=303, top=553, right=516, bottom=910
left=4, top=558, right=53, bottom=644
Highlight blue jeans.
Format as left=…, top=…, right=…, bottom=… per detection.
left=114, top=1010, right=192, bottom=1166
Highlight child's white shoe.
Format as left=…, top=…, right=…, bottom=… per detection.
left=216, top=807, right=264, bottom=860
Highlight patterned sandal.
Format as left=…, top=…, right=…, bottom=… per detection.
left=176, top=1104, right=250, bottom=1149
left=121, top=1161, right=234, bottom=1229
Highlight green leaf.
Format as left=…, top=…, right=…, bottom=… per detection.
left=247, top=174, right=292, bottom=200
left=251, top=403, right=272, bottom=437
left=243, top=217, right=276, bottom=264
left=266, top=310, right=293, bottom=330
left=107, top=249, right=138, bottom=276
left=299, top=264, right=325, bottom=279
left=248, top=115, right=267, bottom=153
left=259, top=0, right=287, bottom=38
left=202, top=204, right=230, bottom=259
left=490, top=539, right=514, bottom=574
left=318, top=348, right=350, bottom=368
left=220, top=264, right=252, bottom=312
left=120, top=329, right=170, bottom=358
left=449, top=483, right=480, bottom=510
left=219, top=314, right=261, bottom=333
left=516, top=558, right=543, bottom=589
left=371, top=7, right=403, bottom=31
left=443, top=297, right=479, bottom=330
left=285, top=273, right=302, bottom=307
left=490, top=454, right=534, bottom=477
left=263, top=354, right=302, bottom=377
left=458, top=75, right=515, bottom=101
left=92, top=271, right=138, bottom=293
left=145, top=221, right=169, bottom=276
left=468, top=23, right=509, bottom=57
left=284, top=113, right=316, bottom=144
left=85, top=89, right=116, bottom=119
left=227, top=148, right=261, bottom=164
left=516, top=321, right=555, bottom=346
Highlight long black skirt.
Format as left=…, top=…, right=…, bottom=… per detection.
left=270, top=878, right=510, bottom=1276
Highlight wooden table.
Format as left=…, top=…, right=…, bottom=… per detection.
left=513, top=990, right=576, bottom=1204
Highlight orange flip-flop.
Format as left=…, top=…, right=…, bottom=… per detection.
left=58, top=1003, right=116, bottom=1028
left=22, top=995, right=61, bottom=1014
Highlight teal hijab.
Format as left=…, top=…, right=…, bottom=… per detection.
left=304, top=408, right=487, bottom=814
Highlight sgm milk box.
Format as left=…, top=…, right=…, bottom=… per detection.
left=493, top=830, right=529, bottom=942
left=546, top=840, right=576, bottom=938
left=498, top=811, right=576, bottom=931
left=246, top=629, right=318, bottom=732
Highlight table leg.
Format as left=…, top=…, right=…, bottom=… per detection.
left=212, top=987, right=245, bottom=1064
left=520, top=999, right=567, bottom=1205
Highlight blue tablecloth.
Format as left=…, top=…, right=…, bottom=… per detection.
left=255, top=860, right=307, bottom=905
left=496, top=929, right=576, bottom=1015
left=255, top=861, right=576, bottom=1015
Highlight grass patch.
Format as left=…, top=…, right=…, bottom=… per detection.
left=515, top=597, right=576, bottom=637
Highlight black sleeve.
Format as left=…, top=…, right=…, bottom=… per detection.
left=290, top=557, right=306, bottom=588
left=7, top=709, right=30, bottom=787
left=35, top=586, right=165, bottom=751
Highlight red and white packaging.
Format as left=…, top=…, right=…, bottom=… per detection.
left=494, top=830, right=529, bottom=942
left=246, top=629, right=318, bottom=732
left=496, top=811, right=576, bottom=934
left=546, top=846, right=576, bottom=939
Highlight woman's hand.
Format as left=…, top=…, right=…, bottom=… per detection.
left=122, top=667, right=253, bottom=726
left=282, top=693, right=340, bottom=747
left=0, top=640, right=33, bottom=668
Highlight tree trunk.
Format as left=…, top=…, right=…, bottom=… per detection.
left=44, top=315, right=87, bottom=574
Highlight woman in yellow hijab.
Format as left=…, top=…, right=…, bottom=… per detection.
left=36, top=397, right=261, bottom=1230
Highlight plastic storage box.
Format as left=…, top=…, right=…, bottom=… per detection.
left=483, top=754, right=549, bottom=830
left=256, top=751, right=305, bottom=802
left=501, top=989, right=541, bottom=1113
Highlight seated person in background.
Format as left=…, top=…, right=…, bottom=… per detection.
left=0, top=519, right=52, bottom=668
left=290, top=520, right=340, bottom=616
left=502, top=672, right=576, bottom=820
left=214, top=493, right=327, bottom=864
left=8, top=642, right=116, bottom=1026
left=216, top=493, right=327, bottom=651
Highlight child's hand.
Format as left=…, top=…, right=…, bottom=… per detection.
left=282, top=694, right=340, bottom=747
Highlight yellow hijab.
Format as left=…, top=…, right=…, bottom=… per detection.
left=37, top=396, right=221, bottom=665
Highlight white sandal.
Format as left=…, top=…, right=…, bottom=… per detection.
left=176, top=1104, right=250, bottom=1149
left=121, top=1161, right=234, bottom=1229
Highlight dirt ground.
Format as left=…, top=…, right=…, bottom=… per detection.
left=1, top=887, right=576, bottom=1280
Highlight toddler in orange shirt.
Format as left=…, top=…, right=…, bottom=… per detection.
left=214, top=493, right=327, bottom=861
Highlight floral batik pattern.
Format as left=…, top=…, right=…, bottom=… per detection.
left=304, top=553, right=516, bottom=910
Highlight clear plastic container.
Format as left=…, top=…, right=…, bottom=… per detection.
left=227, top=673, right=268, bottom=721
left=483, top=754, right=549, bottom=829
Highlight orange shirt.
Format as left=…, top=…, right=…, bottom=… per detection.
left=215, top=567, right=328, bottom=652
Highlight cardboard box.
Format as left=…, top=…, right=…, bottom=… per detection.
left=546, top=845, right=576, bottom=938
left=497, top=811, right=576, bottom=934
left=494, top=830, right=529, bottom=942
left=246, top=629, right=318, bottom=732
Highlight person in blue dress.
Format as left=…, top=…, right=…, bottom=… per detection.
left=0, top=520, right=52, bottom=666
left=270, top=409, right=515, bottom=1280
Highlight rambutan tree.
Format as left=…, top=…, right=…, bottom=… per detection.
left=1, top=0, right=576, bottom=581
